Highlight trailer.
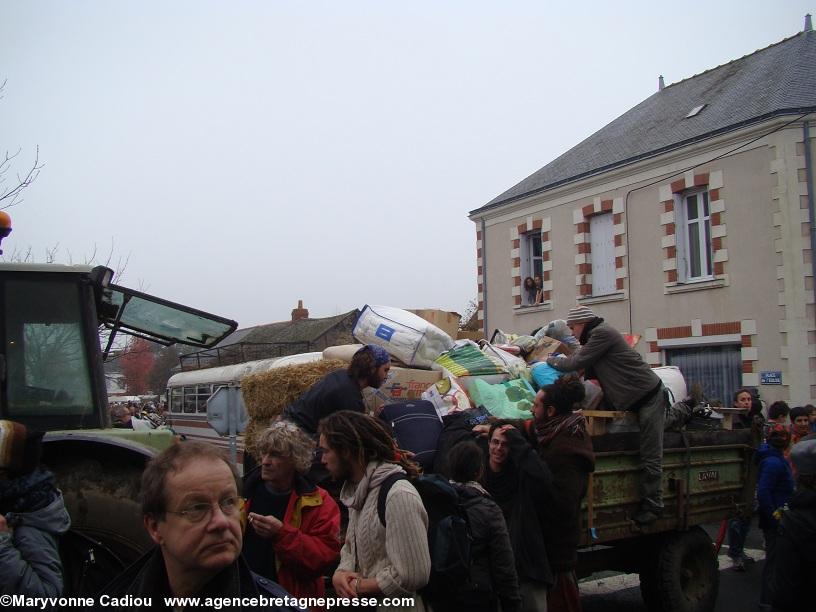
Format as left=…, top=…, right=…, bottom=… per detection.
left=576, top=427, right=757, bottom=612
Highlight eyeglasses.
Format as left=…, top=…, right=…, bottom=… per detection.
left=166, top=496, right=242, bottom=523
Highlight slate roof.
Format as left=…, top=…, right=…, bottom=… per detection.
left=181, top=310, right=358, bottom=357
left=239, top=310, right=358, bottom=345
left=472, top=29, right=816, bottom=214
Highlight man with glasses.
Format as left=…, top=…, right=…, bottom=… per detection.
left=102, top=441, right=300, bottom=610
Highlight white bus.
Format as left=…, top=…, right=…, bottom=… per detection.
left=165, top=353, right=324, bottom=461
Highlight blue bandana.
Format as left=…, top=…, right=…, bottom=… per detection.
left=366, top=344, right=391, bottom=366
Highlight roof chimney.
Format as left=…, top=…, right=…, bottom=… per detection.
left=658, top=75, right=665, bottom=91
left=291, top=299, right=309, bottom=321
left=806, top=13, right=813, bottom=32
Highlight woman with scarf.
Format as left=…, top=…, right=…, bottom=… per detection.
left=529, top=376, right=595, bottom=612
left=481, top=420, right=553, bottom=612
left=433, top=441, right=520, bottom=612
left=0, top=420, right=71, bottom=597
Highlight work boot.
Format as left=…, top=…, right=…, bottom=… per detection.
left=632, top=506, right=663, bottom=525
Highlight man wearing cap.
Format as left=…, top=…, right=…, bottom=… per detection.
left=546, top=305, right=668, bottom=524
left=770, top=434, right=816, bottom=611
left=282, top=344, right=391, bottom=437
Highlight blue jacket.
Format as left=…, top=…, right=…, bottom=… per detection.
left=0, top=491, right=71, bottom=597
left=756, top=443, right=794, bottom=530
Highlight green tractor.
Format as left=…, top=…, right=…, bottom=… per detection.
left=0, top=255, right=237, bottom=593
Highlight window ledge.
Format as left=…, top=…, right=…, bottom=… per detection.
left=514, top=301, right=553, bottom=313
left=577, top=291, right=627, bottom=305
left=665, top=277, right=726, bottom=295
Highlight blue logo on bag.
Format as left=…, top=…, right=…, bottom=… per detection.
left=375, top=324, right=395, bottom=342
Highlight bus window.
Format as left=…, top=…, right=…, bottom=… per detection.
left=169, top=387, right=182, bottom=413
left=183, top=386, right=197, bottom=413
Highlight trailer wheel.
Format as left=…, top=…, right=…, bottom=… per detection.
left=638, top=527, right=719, bottom=612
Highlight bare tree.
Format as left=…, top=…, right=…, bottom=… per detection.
left=0, top=80, right=43, bottom=211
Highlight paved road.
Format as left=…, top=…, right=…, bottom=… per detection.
left=580, top=522, right=766, bottom=611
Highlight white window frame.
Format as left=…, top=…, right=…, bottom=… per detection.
left=675, top=188, right=713, bottom=282
left=589, top=213, right=616, bottom=296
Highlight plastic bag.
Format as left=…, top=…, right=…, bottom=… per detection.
left=530, top=362, right=564, bottom=389
left=534, top=319, right=580, bottom=350
left=434, top=342, right=507, bottom=377
left=353, top=305, right=454, bottom=368
left=421, top=376, right=472, bottom=418
left=469, top=378, right=535, bottom=420
left=481, top=343, right=529, bottom=380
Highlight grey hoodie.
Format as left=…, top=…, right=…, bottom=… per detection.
left=0, top=492, right=71, bottom=597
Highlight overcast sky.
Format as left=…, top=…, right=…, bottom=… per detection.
left=1, top=1, right=811, bottom=328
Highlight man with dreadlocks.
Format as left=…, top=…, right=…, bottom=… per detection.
left=283, top=345, right=391, bottom=437
left=529, top=376, right=595, bottom=612
left=319, top=411, right=430, bottom=611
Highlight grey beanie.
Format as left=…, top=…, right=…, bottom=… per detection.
left=566, top=305, right=597, bottom=325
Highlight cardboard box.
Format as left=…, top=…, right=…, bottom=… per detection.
left=457, top=330, right=485, bottom=342
left=408, top=309, right=461, bottom=339
left=363, top=366, right=442, bottom=411
left=526, top=336, right=572, bottom=363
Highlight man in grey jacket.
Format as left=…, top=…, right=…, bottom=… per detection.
left=547, top=305, right=667, bottom=524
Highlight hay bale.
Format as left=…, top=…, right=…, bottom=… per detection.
left=241, top=358, right=347, bottom=420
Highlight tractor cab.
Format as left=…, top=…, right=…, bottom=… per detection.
left=0, top=262, right=237, bottom=432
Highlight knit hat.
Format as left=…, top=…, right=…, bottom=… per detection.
left=791, top=435, right=816, bottom=476
left=0, top=420, right=44, bottom=476
left=767, top=423, right=791, bottom=449
left=565, top=305, right=597, bottom=325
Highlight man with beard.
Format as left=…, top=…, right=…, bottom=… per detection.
left=319, top=411, right=430, bottom=611
left=530, top=376, right=595, bottom=612
left=547, top=305, right=665, bottom=525
left=282, top=344, right=391, bottom=437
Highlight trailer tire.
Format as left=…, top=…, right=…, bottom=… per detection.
left=639, top=527, right=719, bottom=612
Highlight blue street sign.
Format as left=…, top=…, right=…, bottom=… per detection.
left=760, top=371, right=782, bottom=385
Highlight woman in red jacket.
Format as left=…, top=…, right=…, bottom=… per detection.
left=243, top=421, right=341, bottom=608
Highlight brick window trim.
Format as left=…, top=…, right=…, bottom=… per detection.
left=661, top=172, right=726, bottom=287
left=575, top=199, right=626, bottom=296
left=645, top=320, right=757, bottom=382
left=512, top=218, right=553, bottom=305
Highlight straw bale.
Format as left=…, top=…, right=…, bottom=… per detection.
left=241, top=358, right=347, bottom=419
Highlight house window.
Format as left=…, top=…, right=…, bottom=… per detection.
left=589, top=213, right=616, bottom=295
left=520, top=231, right=543, bottom=305
left=665, top=344, right=741, bottom=405
left=677, top=189, right=713, bottom=281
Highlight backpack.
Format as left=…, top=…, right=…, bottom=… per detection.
left=377, top=472, right=473, bottom=598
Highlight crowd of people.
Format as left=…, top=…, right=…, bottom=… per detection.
left=109, top=400, right=169, bottom=430
left=2, top=306, right=813, bottom=611
left=723, top=392, right=816, bottom=611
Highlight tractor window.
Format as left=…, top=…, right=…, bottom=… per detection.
left=4, top=280, right=94, bottom=417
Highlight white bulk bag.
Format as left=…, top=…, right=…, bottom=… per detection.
left=353, top=305, right=455, bottom=368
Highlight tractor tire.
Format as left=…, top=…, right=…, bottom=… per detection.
left=638, top=527, right=719, bottom=612
left=52, top=459, right=152, bottom=567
